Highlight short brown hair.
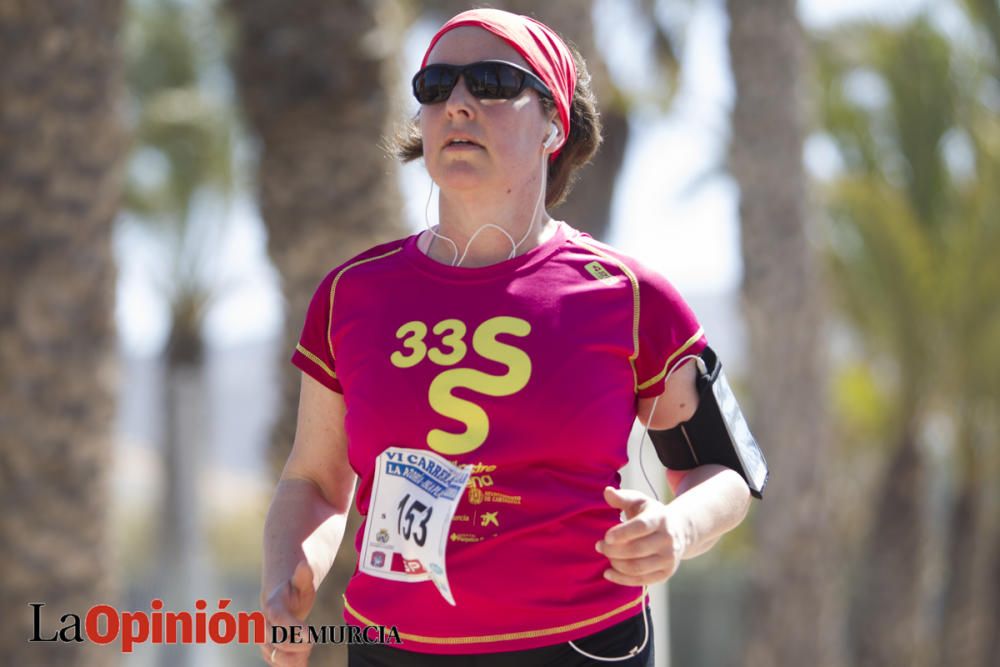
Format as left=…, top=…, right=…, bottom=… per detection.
left=388, top=44, right=602, bottom=209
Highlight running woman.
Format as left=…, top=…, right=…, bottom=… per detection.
left=260, top=9, right=751, bottom=666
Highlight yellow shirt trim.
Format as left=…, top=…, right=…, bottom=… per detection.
left=295, top=343, right=337, bottom=380
left=568, top=236, right=641, bottom=393
left=342, top=592, right=646, bottom=645
left=326, top=247, right=403, bottom=363
left=637, top=327, right=705, bottom=392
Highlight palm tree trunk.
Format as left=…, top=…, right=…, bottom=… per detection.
left=157, top=323, right=206, bottom=667
left=939, top=418, right=996, bottom=667
left=852, top=424, right=928, bottom=667
left=726, top=1, right=843, bottom=666
left=940, top=485, right=993, bottom=667
left=225, top=1, right=407, bottom=664
left=0, top=1, right=125, bottom=664
left=989, top=519, right=1000, bottom=666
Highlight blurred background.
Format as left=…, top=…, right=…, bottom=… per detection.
left=2, top=0, right=999, bottom=665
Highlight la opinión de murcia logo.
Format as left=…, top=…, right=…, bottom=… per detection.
left=29, top=600, right=401, bottom=653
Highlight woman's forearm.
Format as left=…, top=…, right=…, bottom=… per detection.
left=667, top=464, right=751, bottom=559
left=261, top=477, right=354, bottom=603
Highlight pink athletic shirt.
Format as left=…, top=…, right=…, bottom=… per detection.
left=291, top=220, right=706, bottom=654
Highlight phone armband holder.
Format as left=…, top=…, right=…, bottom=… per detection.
left=648, top=346, right=768, bottom=499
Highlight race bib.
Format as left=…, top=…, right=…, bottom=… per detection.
left=359, top=447, right=472, bottom=606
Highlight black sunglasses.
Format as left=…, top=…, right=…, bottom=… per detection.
left=412, top=60, right=553, bottom=105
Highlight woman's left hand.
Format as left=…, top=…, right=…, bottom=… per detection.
left=596, top=486, right=690, bottom=586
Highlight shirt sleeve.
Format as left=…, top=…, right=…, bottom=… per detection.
left=634, top=268, right=707, bottom=398
left=291, top=270, right=343, bottom=394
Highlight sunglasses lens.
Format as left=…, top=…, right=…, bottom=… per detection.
left=412, top=62, right=544, bottom=104
left=466, top=63, right=524, bottom=99
left=413, top=65, right=458, bottom=104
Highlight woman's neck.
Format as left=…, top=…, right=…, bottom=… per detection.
left=422, top=182, right=553, bottom=267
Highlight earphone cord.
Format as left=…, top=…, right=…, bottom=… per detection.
left=637, top=353, right=707, bottom=504
left=568, top=353, right=707, bottom=663
left=568, top=596, right=651, bottom=662
left=423, top=143, right=549, bottom=267
left=423, top=180, right=457, bottom=263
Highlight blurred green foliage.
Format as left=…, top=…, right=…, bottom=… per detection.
left=816, top=12, right=1000, bottom=440
left=122, top=0, right=239, bottom=342
left=815, top=10, right=1000, bottom=661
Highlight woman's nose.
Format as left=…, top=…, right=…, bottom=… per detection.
left=445, top=75, right=476, bottom=117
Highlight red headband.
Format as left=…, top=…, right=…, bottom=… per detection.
left=421, top=8, right=576, bottom=157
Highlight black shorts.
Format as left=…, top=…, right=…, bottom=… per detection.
left=348, top=606, right=654, bottom=667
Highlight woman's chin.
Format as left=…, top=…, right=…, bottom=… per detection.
left=430, top=167, right=492, bottom=193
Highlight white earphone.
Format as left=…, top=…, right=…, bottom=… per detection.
left=543, top=122, right=559, bottom=149
left=424, top=121, right=559, bottom=267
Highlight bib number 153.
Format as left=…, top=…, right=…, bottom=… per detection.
left=397, top=493, right=432, bottom=546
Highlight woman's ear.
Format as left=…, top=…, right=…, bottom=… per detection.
left=543, top=122, right=560, bottom=149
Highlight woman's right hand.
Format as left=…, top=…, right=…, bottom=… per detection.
left=260, top=559, right=316, bottom=666
left=259, top=374, right=357, bottom=665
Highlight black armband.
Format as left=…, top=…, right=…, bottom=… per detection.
left=648, top=346, right=768, bottom=499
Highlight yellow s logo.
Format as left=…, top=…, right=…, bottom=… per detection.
left=427, top=316, right=531, bottom=455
